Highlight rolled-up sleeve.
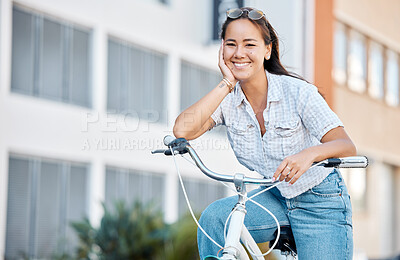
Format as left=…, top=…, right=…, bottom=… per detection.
left=298, top=84, right=343, bottom=141
left=211, top=104, right=224, bottom=127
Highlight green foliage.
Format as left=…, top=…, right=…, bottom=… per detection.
left=165, top=213, right=200, bottom=260
left=71, top=201, right=200, bottom=260
left=71, top=201, right=168, bottom=260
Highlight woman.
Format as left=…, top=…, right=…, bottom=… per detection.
left=173, top=7, right=356, bottom=259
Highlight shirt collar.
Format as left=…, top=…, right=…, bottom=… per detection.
left=233, top=70, right=283, bottom=107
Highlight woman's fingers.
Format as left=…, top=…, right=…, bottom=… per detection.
left=273, top=152, right=314, bottom=185
left=279, top=166, right=291, bottom=181
left=273, top=160, right=290, bottom=181
left=218, top=40, right=236, bottom=84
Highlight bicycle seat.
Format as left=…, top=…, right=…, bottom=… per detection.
left=269, top=226, right=297, bottom=256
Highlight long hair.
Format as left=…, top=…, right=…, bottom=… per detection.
left=220, top=7, right=305, bottom=81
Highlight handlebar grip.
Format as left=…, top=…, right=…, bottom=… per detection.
left=319, top=156, right=368, bottom=168
left=336, top=156, right=368, bottom=168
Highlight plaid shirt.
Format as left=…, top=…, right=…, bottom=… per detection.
left=211, top=71, right=343, bottom=198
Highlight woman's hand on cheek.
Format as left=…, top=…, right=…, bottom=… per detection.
left=272, top=150, right=316, bottom=185
left=219, top=40, right=237, bottom=85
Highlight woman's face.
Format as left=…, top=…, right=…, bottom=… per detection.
left=223, top=19, right=271, bottom=82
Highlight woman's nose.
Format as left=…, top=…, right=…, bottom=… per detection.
left=234, top=46, right=245, bottom=58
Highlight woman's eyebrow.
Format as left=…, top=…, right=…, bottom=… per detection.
left=225, top=38, right=258, bottom=42
left=243, top=38, right=258, bottom=42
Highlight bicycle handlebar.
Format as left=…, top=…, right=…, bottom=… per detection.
left=152, top=135, right=369, bottom=185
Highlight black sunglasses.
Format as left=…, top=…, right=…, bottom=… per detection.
left=226, top=8, right=265, bottom=21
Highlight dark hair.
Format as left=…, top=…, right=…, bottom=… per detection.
left=220, top=7, right=304, bottom=81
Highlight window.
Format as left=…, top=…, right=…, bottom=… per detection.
left=333, top=22, right=347, bottom=85
left=368, top=42, right=384, bottom=99
left=105, top=166, right=165, bottom=212
left=107, top=38, right=167, bottom=123
left=348, top=30, right=367, bottom=93
left=180, top=61, right=221, bottom=111
left=11, top=7, right=91, bottom=107
left=334, top=20, right=400, bottom=108
left=178, top=177, right=226, bottom=217
left=341, top=168, right=367, bottom=212
left=5, top=155, right=88, bottom=259
left=386, top=50, right=399, bottom=106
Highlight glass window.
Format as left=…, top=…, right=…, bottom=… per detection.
left=333, top=22, right=347, bottom=85
left=70, top=28, right=91, bottom=107
left=348, top=30, right=367, bottom=93
left=11, top=8, right=35, bottom=94
left=11, top=7, right=91, bottom=107
left=386, top=50, right=399, bottom=106
left=368, top=42, right=384, bottom=99
left=41, top=18, right=63, bottom=101
left=5, top=155, right=88, bottom=259
left=178, top=177, right=226, bottom=217
left=5, top=157, right=31, bottom=259
left=107, top=38, right=167, bottom=123
left=180, top=61, right=221, bottom=111
left=105, top=166, right=166, bottom=212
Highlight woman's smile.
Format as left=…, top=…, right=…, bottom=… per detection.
left=232, top=61, right=251, bottom=69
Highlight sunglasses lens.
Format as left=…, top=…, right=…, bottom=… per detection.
left=248, top=10, right=264, bottom=20
left=227, top=8, right=243, bottom=19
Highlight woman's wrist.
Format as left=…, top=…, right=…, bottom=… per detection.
left=222, top=78, right=235, bottom=93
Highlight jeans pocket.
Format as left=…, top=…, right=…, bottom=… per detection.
left=310, top=177, right=342, bottom=197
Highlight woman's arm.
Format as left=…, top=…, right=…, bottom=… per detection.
left=273, top=126, right=356, bottom=184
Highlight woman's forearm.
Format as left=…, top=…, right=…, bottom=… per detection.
left=306, top=126, right=357, bottom=162
left=173, top=80, right=231, bottom=139
left=306, top=138, right=357, bottom=163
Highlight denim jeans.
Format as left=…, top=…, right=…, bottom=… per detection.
left=197, top=170, right=353, bottom=260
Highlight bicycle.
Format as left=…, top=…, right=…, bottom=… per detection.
left=152, top=136, right=368, bottom=260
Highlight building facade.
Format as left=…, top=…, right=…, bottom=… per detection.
left=332, top=0, right=400, bottom=258
left=1, top=0, right=398, bottom=259
left=0, top=0, right=312, bottom=259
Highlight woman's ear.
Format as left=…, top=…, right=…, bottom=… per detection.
left=265, top=43, right=272, bottom=60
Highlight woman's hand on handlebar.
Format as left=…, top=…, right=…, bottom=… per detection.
left=219, top=40, right=237, bottom=86
left=272, top=150, right=315, bottom=185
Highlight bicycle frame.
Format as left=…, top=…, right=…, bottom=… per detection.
left=219, top=181, right=265, bottom=260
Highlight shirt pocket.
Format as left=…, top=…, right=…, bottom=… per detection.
left=267, top=117, right=303, bottom=159
left=227, top=123, right=257, bottom=169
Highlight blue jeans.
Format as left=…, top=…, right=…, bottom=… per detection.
left=197, top=170, right=353, bottom=259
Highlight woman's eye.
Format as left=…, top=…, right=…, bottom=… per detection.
left=246, top=44, right=256, bottom=47
left=226, top=43, right=236, bottom=46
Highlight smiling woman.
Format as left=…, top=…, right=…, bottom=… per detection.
left=173, top=6, right=356, bottom=260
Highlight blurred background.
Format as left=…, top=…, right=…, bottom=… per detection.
left=0, top=0, right=399, bottom=259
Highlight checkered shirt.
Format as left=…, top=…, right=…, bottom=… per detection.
left=211, top=71, right=344, bottom=198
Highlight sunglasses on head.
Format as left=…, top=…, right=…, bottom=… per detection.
left=226, top=8, right=265, bottom=21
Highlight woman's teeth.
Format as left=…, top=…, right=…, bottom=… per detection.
left=234, top=62, right=250, bottom=67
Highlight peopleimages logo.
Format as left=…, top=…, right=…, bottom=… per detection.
left=80, top=111, right=231, bottom=151
left=81, top=110, right=171, bottom=133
